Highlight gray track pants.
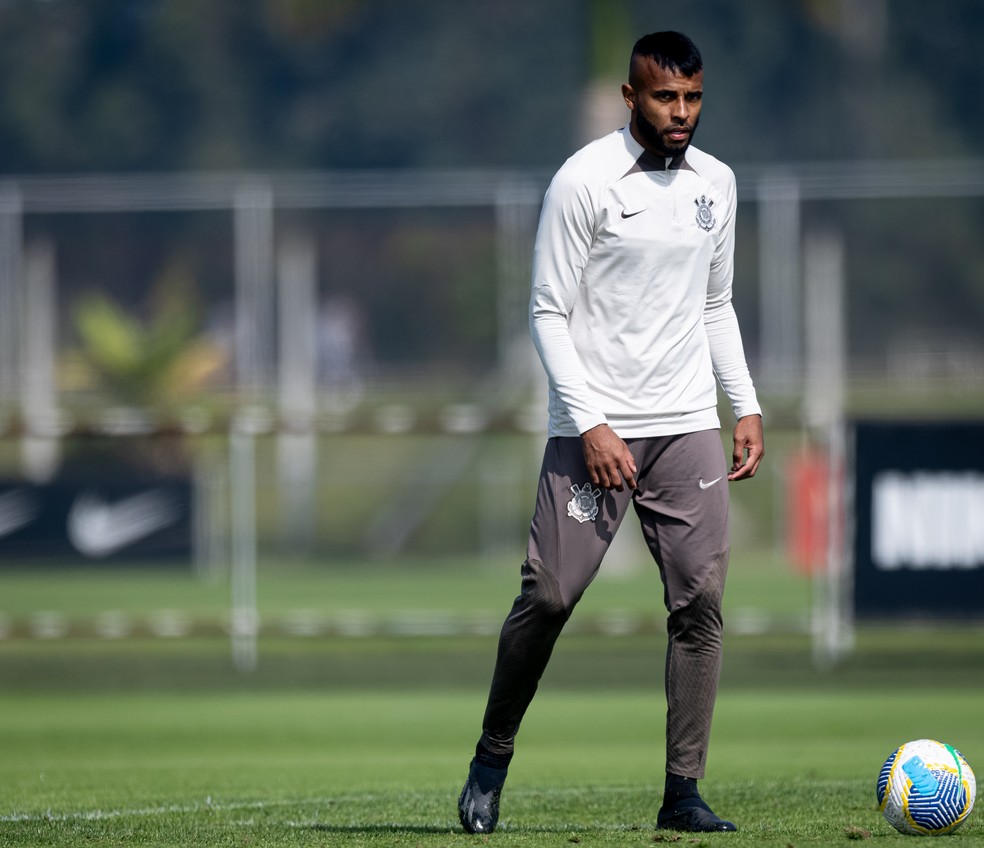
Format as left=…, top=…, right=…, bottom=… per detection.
left=478, top=429, right=730, bottom=778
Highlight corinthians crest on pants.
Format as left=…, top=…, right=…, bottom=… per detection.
left=694, top=195, right=716, bottom=231
left=567, top=483, right=601, bottom=523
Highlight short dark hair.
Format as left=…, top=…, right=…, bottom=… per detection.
left=630, top=31, right=702, bottom=77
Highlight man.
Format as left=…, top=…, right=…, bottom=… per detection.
left=458, top=31, right=764, bottom=835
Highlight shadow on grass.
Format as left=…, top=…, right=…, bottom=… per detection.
left=305, top=822, right=657, bottom=835
left=308, top=824, right=457, bottom=834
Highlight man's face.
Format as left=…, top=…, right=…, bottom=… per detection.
left=622, top=60, right=703, bottom=158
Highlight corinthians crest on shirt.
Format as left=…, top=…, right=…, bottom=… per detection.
left=694, top=195, right=716, bottom=231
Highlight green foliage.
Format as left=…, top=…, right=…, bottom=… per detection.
left=4, top=2, right=984, bottom=389
left=74, top=294, right=145, bottom=379
left=588, top=0, right=634, bottom=79
left=70, top=275, right=226, bottom=409
left=0, top=0, right=585, bottom=171
left=3, top=1, right=983, bottom=172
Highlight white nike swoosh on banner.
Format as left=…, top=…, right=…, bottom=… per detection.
left=698, top=477, right=723, bottom=490
left=0, top=489, right=41, bottom=539
left=68, top=489, right=182, bottom=558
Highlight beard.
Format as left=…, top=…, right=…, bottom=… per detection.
left=635, top=110, right=699, bottom=157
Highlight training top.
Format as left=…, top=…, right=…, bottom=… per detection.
left=530, top=126, right=762, bottom=438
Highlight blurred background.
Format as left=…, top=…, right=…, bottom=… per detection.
left=0, top=0, right=983, bottom=670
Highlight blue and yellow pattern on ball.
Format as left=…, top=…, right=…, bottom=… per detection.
left=877, top=739, right=976, bottom=835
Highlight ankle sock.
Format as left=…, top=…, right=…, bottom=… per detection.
left=475, top=743, right=512, bottom=771
left=663, top=773, right=701, bottom=808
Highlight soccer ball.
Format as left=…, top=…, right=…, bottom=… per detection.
left=877, top=739, right=976, bottom=835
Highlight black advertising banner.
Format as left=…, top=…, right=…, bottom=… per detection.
left=0, top=473, right=192, bottom=565
left=853, top=420, right=984, bottom=619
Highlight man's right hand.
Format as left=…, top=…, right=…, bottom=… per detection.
left=581, top=424, right=638, bottom=492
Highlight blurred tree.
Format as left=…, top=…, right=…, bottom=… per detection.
left=1, top=0, right=983, bottom=171
left=1, top=0, right=983, bottom=387
left=0, top=0, right=586, bottom=172
left=70, top=269, right=226, bottom=410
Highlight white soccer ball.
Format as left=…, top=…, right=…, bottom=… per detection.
left=877, top=739, right=976, bottom=835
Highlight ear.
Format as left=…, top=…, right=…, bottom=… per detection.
left=621, top=83, right=636, bottom=112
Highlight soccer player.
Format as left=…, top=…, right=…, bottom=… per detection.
left=458, top=31, right=764, bottom=834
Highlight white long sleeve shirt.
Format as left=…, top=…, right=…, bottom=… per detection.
left=530, top=127, right=761, bottom=438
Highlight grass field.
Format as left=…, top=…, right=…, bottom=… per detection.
left=2, top=556, right=983, bottom=846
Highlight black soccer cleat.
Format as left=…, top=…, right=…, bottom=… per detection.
left=656, top=796, right=737, bottom=833
left=458, top=758, right=507, bottom=834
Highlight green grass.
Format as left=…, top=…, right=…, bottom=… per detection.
left=2, top=682, right=984, bottom=846
left=2, top=561, right=983, bottom=846
left=0, top=547, right=808, bottom=625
